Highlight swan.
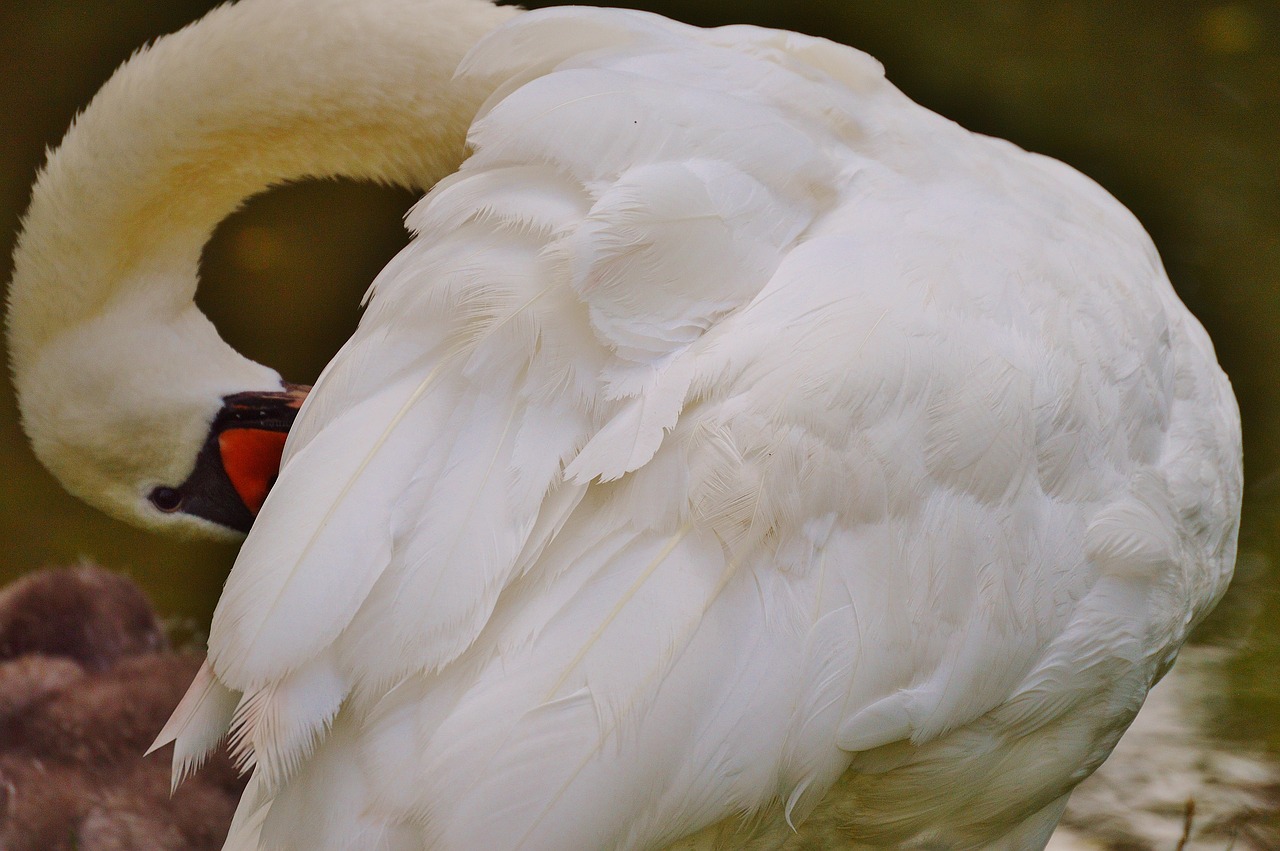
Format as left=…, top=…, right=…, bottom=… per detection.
left=6, top=0, right=1242, bottom=848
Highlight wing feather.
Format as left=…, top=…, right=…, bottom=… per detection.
left=160, top=7, right=1240, bottom=848
left=148, top=658, right=239, bottom=790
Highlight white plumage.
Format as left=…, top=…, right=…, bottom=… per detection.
left=9, top=1, right=1240, bottom=849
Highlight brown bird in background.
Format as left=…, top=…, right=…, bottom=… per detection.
left=0, top=565, right=246, bottom=850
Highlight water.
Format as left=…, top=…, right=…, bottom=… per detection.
left=1, top=1, right=1276, bottom=846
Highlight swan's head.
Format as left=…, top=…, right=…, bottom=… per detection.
left=6, top=0, right=515, bottom=540
left=11, top=287, right=307, bottom=540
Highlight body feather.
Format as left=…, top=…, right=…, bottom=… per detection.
left=158, top=6, right=1241, bottom=849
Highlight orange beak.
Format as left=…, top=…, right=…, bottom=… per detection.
left=215, top=382, right=308, bottom=518
left=149, top=382, right=309, bottom=533
left=218, top=428, right=290, bottom=516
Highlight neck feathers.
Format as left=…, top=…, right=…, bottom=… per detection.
left=8, top=0, right=517, bottom=374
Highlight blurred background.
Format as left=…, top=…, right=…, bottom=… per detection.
left=1, top=0, right=1276, bottom=846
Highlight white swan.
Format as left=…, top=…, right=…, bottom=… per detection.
left=7, top=1, right=1242, bottom=849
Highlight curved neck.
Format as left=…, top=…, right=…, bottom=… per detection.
left=7, top=0, right=517, bottom=374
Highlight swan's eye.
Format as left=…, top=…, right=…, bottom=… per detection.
left=149, top=486, right=183, bottom=513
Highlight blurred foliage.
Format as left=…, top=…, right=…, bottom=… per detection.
left=1, top=0, right=1277, bottom=765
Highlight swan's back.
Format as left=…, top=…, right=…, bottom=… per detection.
left=178, top=8, right=1240, bottom=849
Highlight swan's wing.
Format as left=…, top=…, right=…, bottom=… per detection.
left=163, top=7, right=1241, bottom=848
left=179, top=7, right=841, bottom=782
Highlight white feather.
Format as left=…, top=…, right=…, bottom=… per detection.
left=148, top=659, right=240, bottom=791
left=93, top=3, right=1241, bottom=849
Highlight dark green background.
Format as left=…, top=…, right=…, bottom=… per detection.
left=2, top=0, right=1277, bottom=780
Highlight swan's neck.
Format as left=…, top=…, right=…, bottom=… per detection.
left=8, top=0, right=516, bottom=373
left=6, top=0, right=517, bottom=530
